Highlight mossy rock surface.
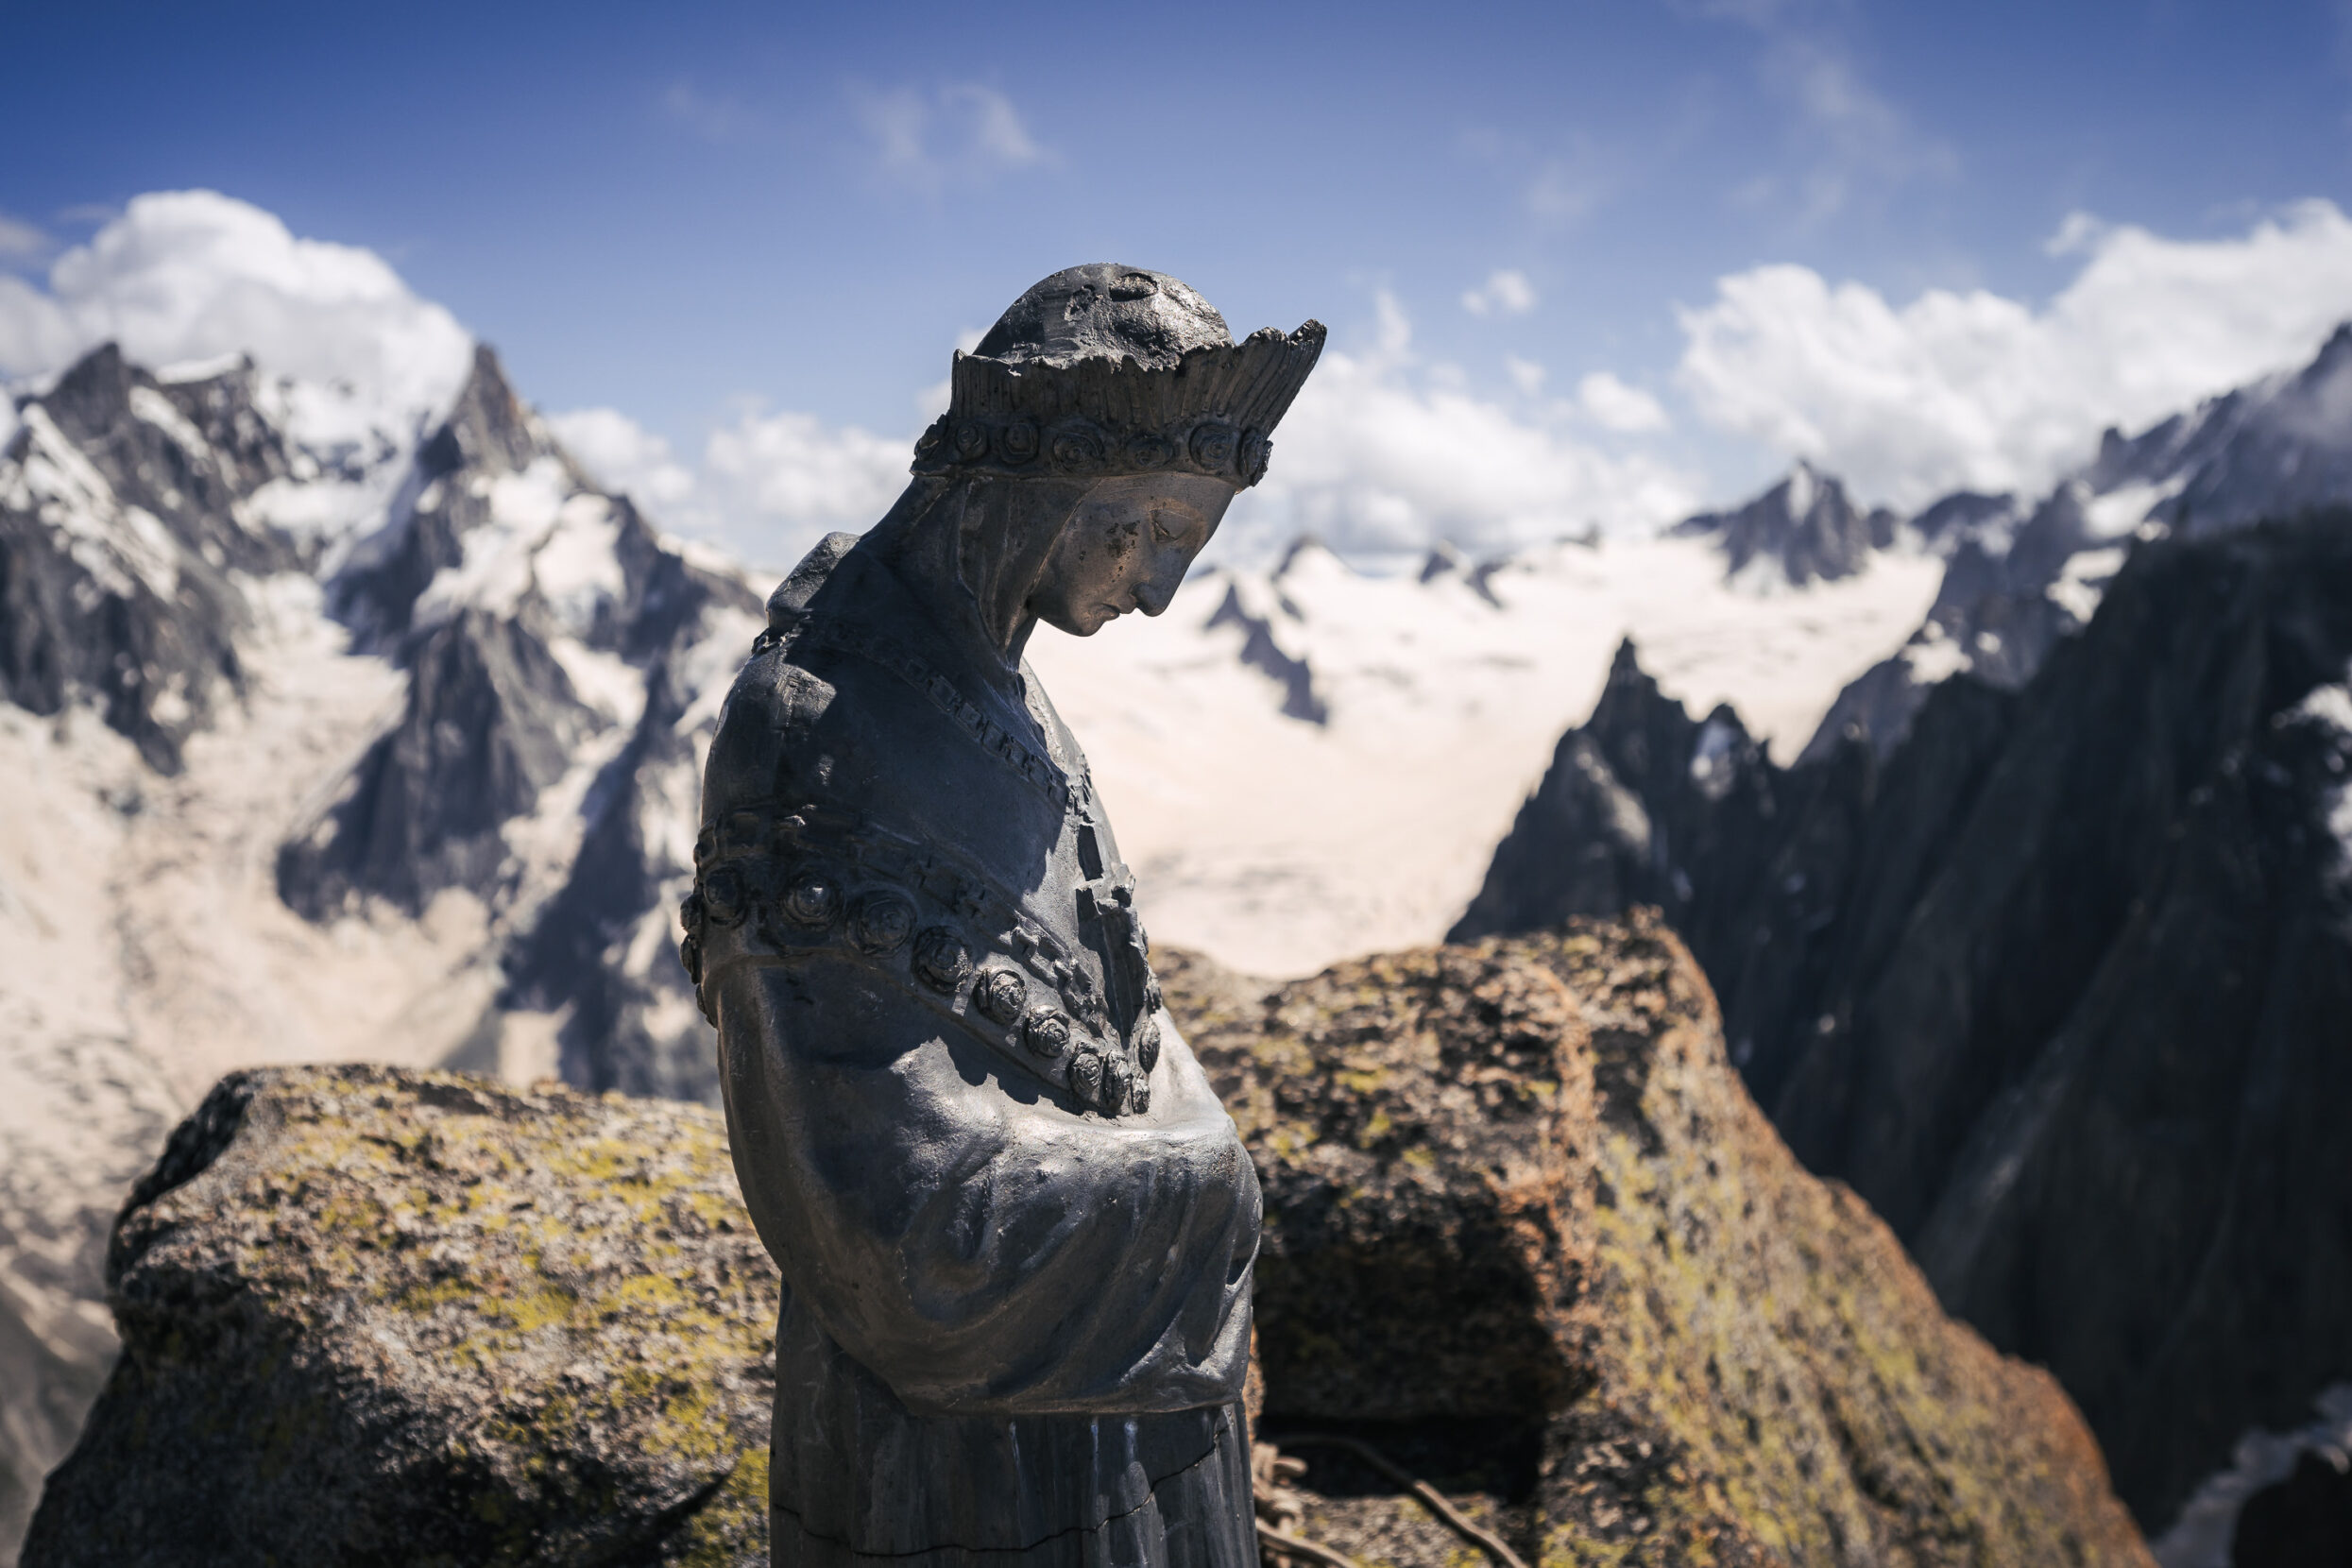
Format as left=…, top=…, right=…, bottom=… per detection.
left=28, top=916, right=2153, bottom=1567
left=23, top=1067, right=776, bottom=1567
left=1167, top=912, right=2156, bottom=1568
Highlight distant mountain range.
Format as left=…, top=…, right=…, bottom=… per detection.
left=1454, top=323, right=2352, bottom=1560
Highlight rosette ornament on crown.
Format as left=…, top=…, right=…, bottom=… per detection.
left=912, top=264, right=1325, bottom=489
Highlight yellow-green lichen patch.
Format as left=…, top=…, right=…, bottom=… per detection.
left=1168, top=915, right=2152, bottom=1568
left=43, top=1064, right=780, bottom=1566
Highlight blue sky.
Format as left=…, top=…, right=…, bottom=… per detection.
left=7, top=0, right=2352, bottom=564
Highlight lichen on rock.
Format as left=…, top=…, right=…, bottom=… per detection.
left=27, top=916, right=2153, bottom=1568
left=23, top=1066, right=776, bottom=1567
left=1168, top=912, right=2156, bottom=1568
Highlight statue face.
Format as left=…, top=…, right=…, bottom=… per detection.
left=1027, top=473, right=1236, bottom=637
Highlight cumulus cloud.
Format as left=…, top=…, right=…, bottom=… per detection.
left=701, top=408, right=908, bottom=552
left=0, top=189, right=472, bottom=444
left=1229, top=293, right=1700, bottom=559
left=548, top=408, right=697, bottom=511
left=1576, top=371, right=1670, bottom=434
left=1679, top=199, right=2352, bottom=507
left=853, top=83, right=1046, bottom=196
left=1461, top=268, right=1538, bottom=317
left=565, top=293, right=1698, bottom=570
left=548, top=401, right=910, bottom=570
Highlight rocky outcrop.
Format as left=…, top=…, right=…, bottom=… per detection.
left=26, top=922, right=2148, bottom=1567
left=277, top=347, right=759, bottom=936
left=23, top=1066, right=776, bottom=1567
left=1202, top=547, right=1331, bottom=724
left=1168, top=914, right=2153, bottom=1568
left=1451, top=515, right=2352, bottom=1534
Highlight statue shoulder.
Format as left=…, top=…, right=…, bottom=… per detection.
left=703, top=646, right=840, bottom=821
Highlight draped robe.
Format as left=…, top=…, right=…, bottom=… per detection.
left=690, top=502, right=1261, bottom=1568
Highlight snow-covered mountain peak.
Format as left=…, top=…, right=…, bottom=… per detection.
left=1801, top=320, right=2352, bottom=763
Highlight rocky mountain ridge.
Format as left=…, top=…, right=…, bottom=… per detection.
left=1798, top=322, right=2352, bottom=762
left=1453, top=509, right=2352, bottom=1544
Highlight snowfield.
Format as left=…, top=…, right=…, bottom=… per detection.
left=1031, top=537, right=1942, bottom=976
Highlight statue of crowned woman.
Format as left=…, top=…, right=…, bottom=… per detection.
left=682, top=264, right=1323, bottom=1568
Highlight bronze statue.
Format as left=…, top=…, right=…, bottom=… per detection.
left=684, top=264, right=1323, bottom=1568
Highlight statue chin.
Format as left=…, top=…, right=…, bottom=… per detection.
left=686, top=261, right=1322, bottom=1568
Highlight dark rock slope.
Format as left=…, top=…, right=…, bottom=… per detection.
left=27, top=920, right=2151, bottom=1567
left=266, top=345, right=761, bottom=1099
left=1454, top=515, right=2352, bottom=1531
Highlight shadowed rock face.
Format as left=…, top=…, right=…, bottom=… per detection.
left=24, top=923, right=2148, bottom=1568
left=2231, top=1450, right=2352, bottom=1568
left=22, top=1066, right=777, bottom=1568
left=1451, top=516, right=2352, bottom=1531
left=1167, top=915, right=2154, bottom=1568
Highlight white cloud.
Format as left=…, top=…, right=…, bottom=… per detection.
left=1461, top=268, right=1538, bottom=317
left=853, top=83, right=1045, bottom=196
left=1576, top=371, right=1670, bottom=434
left=548, top=407, right=696, bottom=511
left=549, top=401, right=910, bottom=571
left=701, top=407, right=908, bottom=554
left=0, top=212, right=48, bottom=260
left=1678, top=199, right=2352, bottom=508
left=0, top=190, right=471, bottom=447
left=1506, top=356, right=1547, bottom=396
left=1228, top=293, right=1700, bottom=560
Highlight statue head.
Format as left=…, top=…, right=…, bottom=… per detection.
left=896, top=265, right=1324, bottom=646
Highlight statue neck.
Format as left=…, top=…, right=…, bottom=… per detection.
left=871, top=476, right=1076, bottom=678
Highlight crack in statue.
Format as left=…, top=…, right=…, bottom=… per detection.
left=685, top=264, right=1323, bottom=1568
